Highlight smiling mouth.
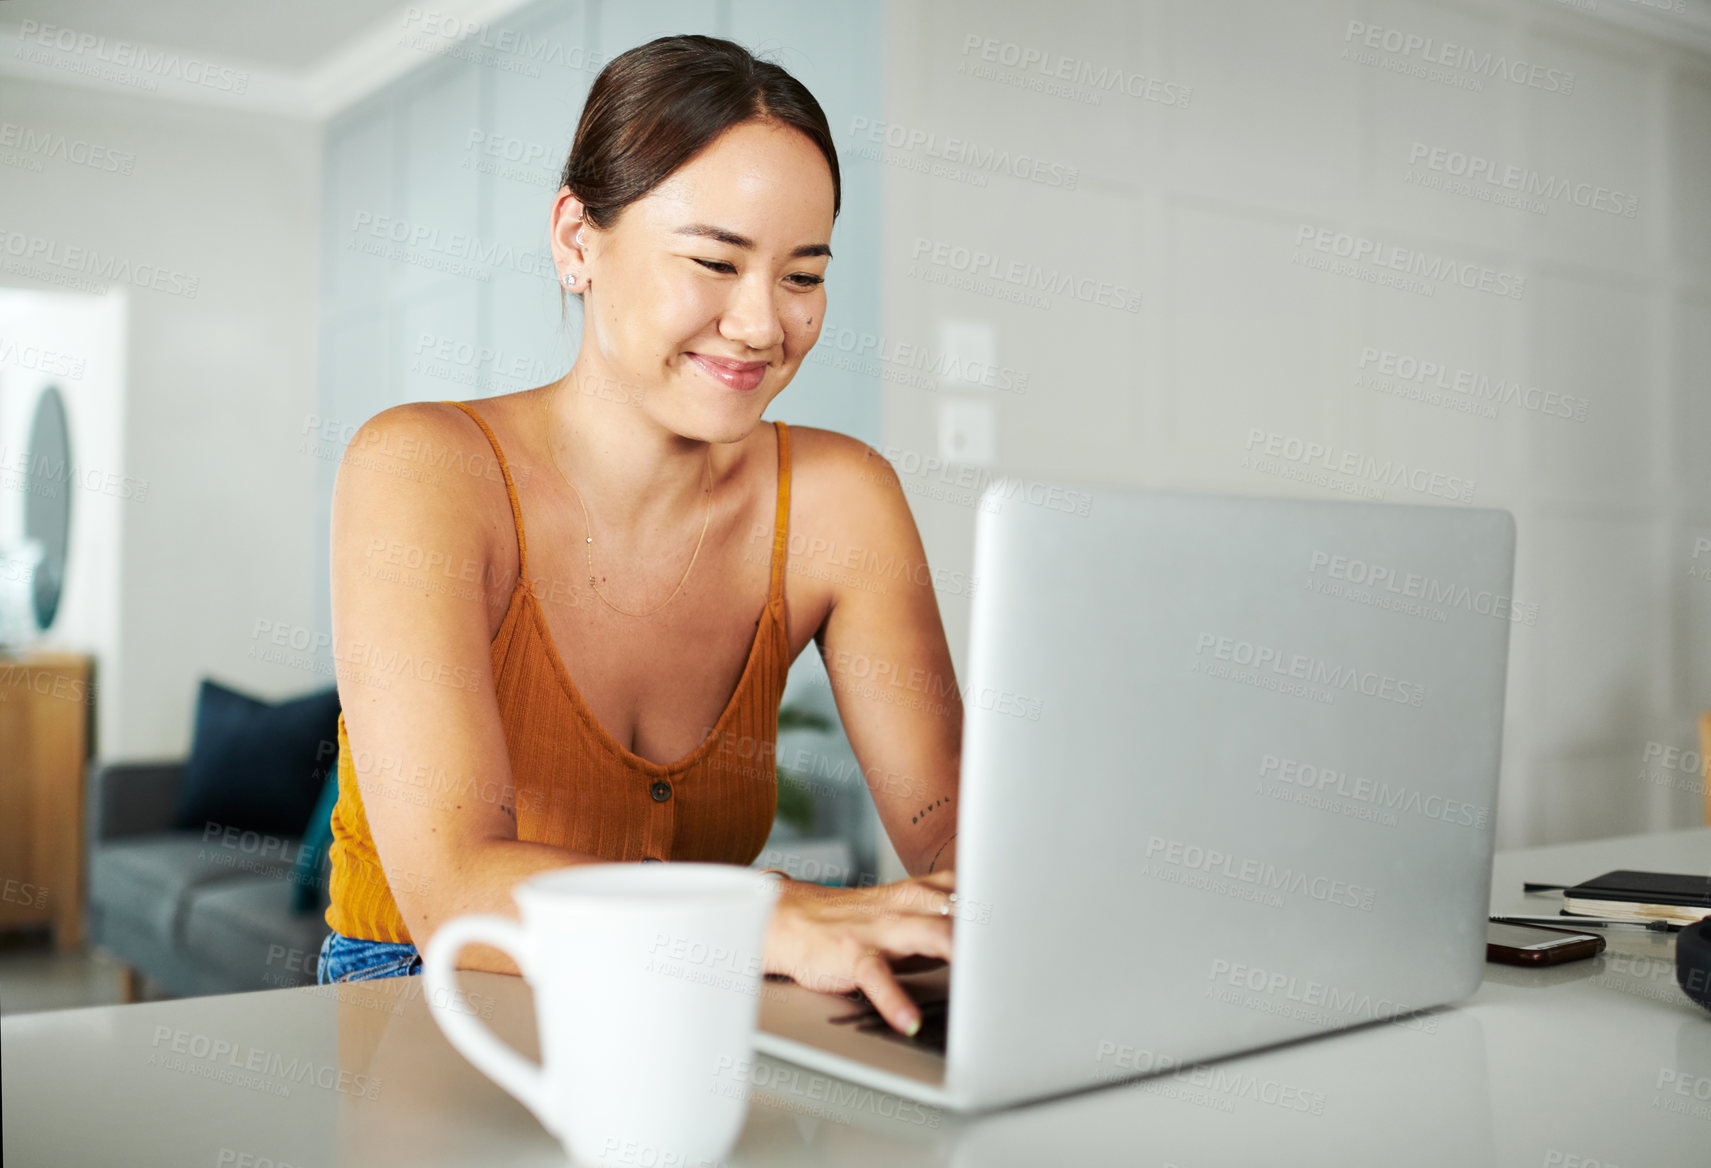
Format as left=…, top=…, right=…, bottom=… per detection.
left=687, top=353, right=767, bottom=392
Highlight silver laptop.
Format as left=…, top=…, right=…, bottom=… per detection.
left=754, top=482, right=1516, bottom=1112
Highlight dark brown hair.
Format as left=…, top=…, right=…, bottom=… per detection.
left=561, top=34, right=841, bottom=233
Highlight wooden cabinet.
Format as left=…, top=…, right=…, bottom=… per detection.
left=0, top=652, right=94, bottom=948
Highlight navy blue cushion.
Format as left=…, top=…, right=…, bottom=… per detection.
left=173, top=679, right=341, bottom=839
left=291, top=770, right=341, bottom=913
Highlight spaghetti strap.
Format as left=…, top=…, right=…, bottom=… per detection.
left=768, top=420, right=791, bottom=606
left=442, top=400, right=529, bottom=579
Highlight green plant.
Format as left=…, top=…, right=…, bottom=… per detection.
left=777, top=705, right=834, bottom=735
left=774, top=703, right=835, bottom=833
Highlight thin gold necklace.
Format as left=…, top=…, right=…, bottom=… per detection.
left=539, top=388, right=713, bottom=618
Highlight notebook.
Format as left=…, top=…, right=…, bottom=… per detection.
left=1562, top=870, right=1711, bottom=925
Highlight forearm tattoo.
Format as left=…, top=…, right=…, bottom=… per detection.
left=915, top=798, right=954, bottom=872
left=928, top=832, right=957, bottom=874
left=911, top=798, right=948, bottom=827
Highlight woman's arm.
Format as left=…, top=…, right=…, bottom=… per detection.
left=804, top=438, right=963, bottom=876
left=330, top=403, right=605, bottom=974
left=758, top=431, right=963, bottom=1035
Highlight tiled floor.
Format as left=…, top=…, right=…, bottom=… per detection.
left=0, top=930, right=172, bottom=1016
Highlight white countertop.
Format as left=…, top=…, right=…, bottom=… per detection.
left=5, top=828, right=1709, bottom=1167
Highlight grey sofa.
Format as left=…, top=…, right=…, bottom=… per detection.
left=85, top=760, right=333, bottom=997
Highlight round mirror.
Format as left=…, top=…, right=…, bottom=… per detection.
left=23, top=385, right=70, bottom=631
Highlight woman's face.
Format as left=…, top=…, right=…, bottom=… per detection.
left=564, top=119, right=834, bottom=445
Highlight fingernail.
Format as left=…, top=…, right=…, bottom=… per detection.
left=903, top=1014, right=921, bottom=1037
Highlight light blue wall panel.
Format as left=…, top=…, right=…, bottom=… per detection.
left=323, top=108, right=394, bottom=315
left=594, top=0, right=722, bottom=56
left=486, top=2, right=596, bottom=396
left=398, top=282, right=486, bottom=406
left=394, top=62, right=485, bottom=308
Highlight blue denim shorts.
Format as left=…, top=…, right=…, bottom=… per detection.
left=317, top=928, right=423, bottom=984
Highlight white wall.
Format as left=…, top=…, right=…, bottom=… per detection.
left=0, top=76, right=322, bottom=756
left=882, top=0, right=1711, bottom=848
left=0, top=287, right=126, bottom=754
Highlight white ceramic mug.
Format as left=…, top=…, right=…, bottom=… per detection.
left=422, top=863, right=781, bottom=1167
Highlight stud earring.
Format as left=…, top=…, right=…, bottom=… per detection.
left=561, top=271, right=578, bottom=289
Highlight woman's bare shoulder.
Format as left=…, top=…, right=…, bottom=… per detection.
left=784, top=424, right=897, bottom=488
left=331, top=399, right=520, bottom=578
left=782, top=424, right=913, bottom=536
left=343, top=399, right=492, bottom=465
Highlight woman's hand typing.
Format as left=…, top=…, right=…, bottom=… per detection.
left=762, top=870, right=956, bottom=1036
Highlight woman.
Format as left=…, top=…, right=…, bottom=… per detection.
left=318, top=34, right=961, bottom=1038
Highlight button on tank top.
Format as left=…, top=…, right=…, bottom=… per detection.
left=325, top=401, right=791, bottom=943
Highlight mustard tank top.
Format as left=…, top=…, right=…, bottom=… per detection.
left=325, top=401, right=791, bottom=942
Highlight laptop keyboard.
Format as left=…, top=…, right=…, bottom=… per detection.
left=828, top=989, right=950, bottom=1055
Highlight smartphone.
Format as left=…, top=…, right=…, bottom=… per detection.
left=1486, top=921, right=1605, bottom=966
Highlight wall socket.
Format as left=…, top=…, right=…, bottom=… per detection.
left=938, top=395, right=996, bottom=466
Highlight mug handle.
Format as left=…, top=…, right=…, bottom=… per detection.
left=421, top=915, right=548, bottom=1125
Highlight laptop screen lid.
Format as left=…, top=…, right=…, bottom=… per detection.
left=945, top=484, right=1514, bottom=1108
